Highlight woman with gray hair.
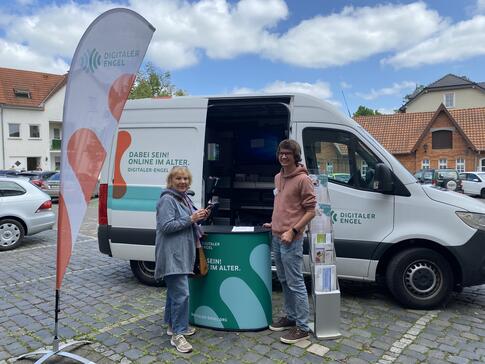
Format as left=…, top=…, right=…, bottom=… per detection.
left=154, top=166, right=208, bottom=353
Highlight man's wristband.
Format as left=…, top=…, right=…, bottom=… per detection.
left=292, top=227, right=299, bottom=236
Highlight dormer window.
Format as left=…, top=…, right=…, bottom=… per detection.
left=13, top=88, right=31, bottom=98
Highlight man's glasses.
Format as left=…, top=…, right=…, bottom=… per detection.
left=278, top=152, right=293, bottom=156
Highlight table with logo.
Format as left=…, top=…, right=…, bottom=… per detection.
left=189, top=226, right=272, bottom=331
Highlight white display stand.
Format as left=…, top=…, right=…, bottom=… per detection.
left=308, top=173, right=341, bottom=339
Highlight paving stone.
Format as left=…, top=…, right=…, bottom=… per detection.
left=3, top=206, right=485, bottom=364
left=447, top=356, right=471, bottom=364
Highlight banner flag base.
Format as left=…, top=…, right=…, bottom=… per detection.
left=15, top=340, right=94, bottom=364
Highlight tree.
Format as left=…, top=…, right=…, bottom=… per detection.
left=353, top=105, right=382, bottom=117
left=129, top=63, right=186, bottom=99
left=403, top=84, right=425, bottom=104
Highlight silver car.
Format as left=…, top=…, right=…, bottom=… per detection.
left=0, top=177, right=55, bottom=250
left=42, top=172, right=99, bottom=200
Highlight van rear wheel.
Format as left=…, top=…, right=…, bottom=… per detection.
left=481, top=188, right=485, bottom=198
left=130, top=260, right=165, bottom=287
left=386, top=248, right=453, bottom=309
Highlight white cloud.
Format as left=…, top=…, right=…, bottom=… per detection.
left=0, top=0, right=289, bottom=72
left=356, top=81, right=416, bottom=100
left=383, top=15, right=485, bottom=68
left=262, top=2, right=445, bottom=68
left=130, top=0, right=289, bottom=69
left=232, top=80, right=339, bottom=105
left=2, top=0, right=483, bottom=74
left=0, top=39, right=69, bottom=73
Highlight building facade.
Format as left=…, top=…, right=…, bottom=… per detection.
left=0, top=67, right=66, bottom=171
left=400, top=74, right=485, bottom=113
left=356, top=105, right=485, bottom=174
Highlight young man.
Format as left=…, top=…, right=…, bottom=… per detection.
left=264, top=139, right=316, bottom=344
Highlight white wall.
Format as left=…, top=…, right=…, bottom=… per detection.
left=406, top=88, right=485, bottom=112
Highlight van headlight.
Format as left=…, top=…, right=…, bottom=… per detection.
left=456, top=212, right=485, bottom=231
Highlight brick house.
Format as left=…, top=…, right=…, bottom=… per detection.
left=355, top=104, right=485, bottom=173
left=0, top=67, right=66, bottom=171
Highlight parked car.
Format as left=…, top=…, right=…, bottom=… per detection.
left=0, top=170, right=20, bottom=176
left=0, top=176, right=55, bottom=250
left=18, top=170, right=58, bottom=189
left=42, top=172, right=100, bottom=200
left=329, top=172, right=351, bottom=183
left=43, top=172, right=60, bottom=199
left=414, top=168, right=463, bottom=192
left=459, top=172, right=485, bottom=198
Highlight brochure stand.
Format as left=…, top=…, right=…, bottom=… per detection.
left=308, top=173, right=341, bottom=339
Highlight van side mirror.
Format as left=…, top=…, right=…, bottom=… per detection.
left=187, top=190, right=195, bottom=196
left=373, top=163, right=393, bottom=193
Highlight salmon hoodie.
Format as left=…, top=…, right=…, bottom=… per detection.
left=271, top=164, right=316, bottom=238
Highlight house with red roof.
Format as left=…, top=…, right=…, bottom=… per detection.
left=355, top=104, right=485, bottom=174
left=0, top=67, right=67, bottom=171
left=355, top=74, right=485, bottom=174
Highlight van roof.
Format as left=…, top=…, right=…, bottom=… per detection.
left=123, top=92, right=356, bottom=128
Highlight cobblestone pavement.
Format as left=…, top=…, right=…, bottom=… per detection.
left=1, top=199, right=485, bottom=363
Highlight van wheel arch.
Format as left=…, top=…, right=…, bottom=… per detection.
left=386, top=247, right=454, bottom=308
left=375, top=239, right=462, bottom=290
left=130, top=260, right=165, bottom=287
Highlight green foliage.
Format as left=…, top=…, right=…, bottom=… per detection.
left=403, top=84, right=425, bottom=103
left=129, top=62, right=186, bottom=99
left=353, top=105, right=382, bottom=117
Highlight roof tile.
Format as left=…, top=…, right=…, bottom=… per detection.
left=355, top=107, right=485, bottom=153
left=0, top=67, right=66, bottom=108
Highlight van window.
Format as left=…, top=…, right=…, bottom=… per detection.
left=302, top=128, right=381, bottom=191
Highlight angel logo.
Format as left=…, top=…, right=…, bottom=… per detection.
left=331, top=209, right=338, bottom=223
left=81, top=48, right=102, bottom=73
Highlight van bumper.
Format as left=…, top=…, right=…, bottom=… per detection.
left=450, top=230, right=485, bottom=287
left=98, top=224, right=112, bottom=256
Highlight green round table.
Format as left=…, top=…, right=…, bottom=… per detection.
left=189, top=226, right=272, bottom=331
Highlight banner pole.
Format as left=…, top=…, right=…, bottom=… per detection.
left=53, top=289, right=60, bottom=352
left=14, top=288, right=93, bottom=363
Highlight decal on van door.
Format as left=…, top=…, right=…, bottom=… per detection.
left=113, top=130, right=132, bottom=198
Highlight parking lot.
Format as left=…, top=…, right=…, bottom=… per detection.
left=1, top=198, right=485, bottom=363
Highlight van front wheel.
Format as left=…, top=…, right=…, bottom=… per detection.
left=130, top=260, right=165, bottom=287
left=386, top=248, right=453, bottom=309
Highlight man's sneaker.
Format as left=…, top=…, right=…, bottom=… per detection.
left=280, top=327, right=311, bottom=344
left=170, top=334, right=193, bottom=353
left=269, top=316, right=296, bottom=332
left=167, top=325, right=196, bottom=336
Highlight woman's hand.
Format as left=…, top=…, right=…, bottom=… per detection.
left=191, top=209, right=208, bottom=223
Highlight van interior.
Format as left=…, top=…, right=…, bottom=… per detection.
left=202, top=97, right=291, bottom=226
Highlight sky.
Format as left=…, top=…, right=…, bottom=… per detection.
left=1, top=0, right=485, bottom=115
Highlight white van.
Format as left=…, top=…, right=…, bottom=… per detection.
left=98, top=94, right=485, bottom=309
